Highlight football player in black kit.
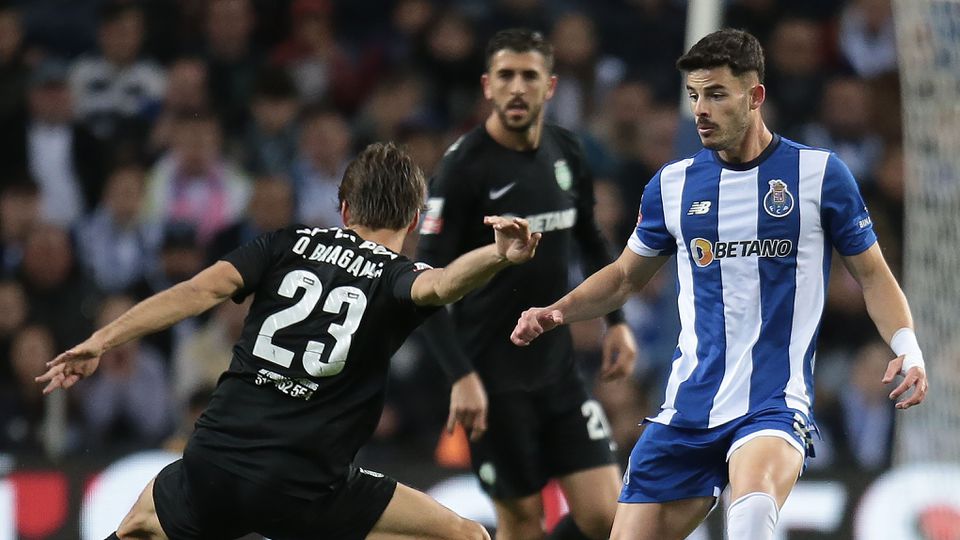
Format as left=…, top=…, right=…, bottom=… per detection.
left=416, top=29, right=637, bottom=540
left=36, top=143, right=541, bottom=540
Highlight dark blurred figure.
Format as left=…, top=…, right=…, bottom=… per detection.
left=381, top=0, right=436, bottom=67
left=18, top=223, right=102, bottom=352
left=74, top=164, right=161, bottom=294
left=145, top=110, right=251, bottom=245
left=163, top=385, right=215, bottom=453
left=0, top=279, right=28, bottom=383
left=763, top=17, right=827, bottom=133
left=415, top=8, right=483, bottom=127
left=171, top=297, right=249, bottom=405
left=242, top=67, right=301, bottom=175
left=480, top=0, right=552, bottom=36
left=839, top=0, right=897, bottom=78
left=797, top=76, right=884, bottom=184
left=0, top=4, right=28, bottom=127
left=289, top=107, right=352, bottom=227
left=148, top=57, right=209, bottom=155
left=207, top=175, right=295, bottom=263
left=816, top=342, right=896, bottom=471
left=0, top=59, right=107, bottom=228
left=203, top=0, right=260, bottom=135
left=724, top=0, right=784, bottom=45
left=129, top=222, right=204, bottom=362
left=271, top=0, right=380, bottom=112
left=0, top=325, right=61, bottom=453
left=77, top=295, right=173, bottom=451
left=590, top=78, right=653, bottom=160
left=353, top=73, right=427, bottom=147
left=68, top=1, right=165, bottom=146
left=0, top=179, right=41, bottom=276
left=546, top=11, right=625, bottom=132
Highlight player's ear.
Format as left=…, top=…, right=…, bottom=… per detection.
left=407, top=209, right=421, bottom=234
left=481, top=73, right=492, bottom=100
left=545, top=74, right=558, bottom=100
left=750, top=83, right=766, bottom=110
left=340, top=201, right=351, bottom=227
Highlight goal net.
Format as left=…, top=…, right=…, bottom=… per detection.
left=892, top=0, right=960, bottom=463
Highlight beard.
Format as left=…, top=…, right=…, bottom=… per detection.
left=495, top=101, right=542, bottom=133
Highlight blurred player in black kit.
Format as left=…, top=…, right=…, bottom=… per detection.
left=36, top=143, right=541, bottom=540
left=416, top=28, right=636, bottom=540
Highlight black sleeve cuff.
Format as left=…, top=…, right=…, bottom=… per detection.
left=604, top=309, right=626, bottom=327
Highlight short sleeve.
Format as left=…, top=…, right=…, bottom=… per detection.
left=221, top=229, right=285, bottom=302
left=627, top=171, right=676, bottom=256
left=821, top=154, right=877, bottom=256
left=381, top=258, right=439, bottom=316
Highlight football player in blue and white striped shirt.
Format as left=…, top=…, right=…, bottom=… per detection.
left=511, top=29, right=928, bottom=540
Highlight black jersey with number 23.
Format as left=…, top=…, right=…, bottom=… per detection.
left=187, top=225, right=437, bottom=500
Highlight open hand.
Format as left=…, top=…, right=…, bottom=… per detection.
left=34, top=338, right=105, bottom=394
left=484, top=216, right=541, bottom=264
left=882, top=355, right=928, bottom=410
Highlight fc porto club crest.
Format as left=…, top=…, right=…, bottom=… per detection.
left=554, top=159, right=572, bottom=191
left=763, top=179, right=794, bottom=218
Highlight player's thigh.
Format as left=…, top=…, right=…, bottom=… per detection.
left=610, top=498, right=715, bottom=540
left=727, top=435, right=803, bottom=507
left=557, top=465, right=620, bottom=536
left=117, top=478, right=168, bottom=540
left=367, top=483, right=489, bottom=540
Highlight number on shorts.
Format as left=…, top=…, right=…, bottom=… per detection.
left=253, top=270, right=368, bottom=377
left=581, top=400, right=613, bottom=440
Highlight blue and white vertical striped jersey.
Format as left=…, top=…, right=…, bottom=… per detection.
left=628, top=135, right=877, bottom=429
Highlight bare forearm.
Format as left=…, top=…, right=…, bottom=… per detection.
left=550, top=261, right=634, bottom=324
left=421, top=245, right=511, bottom=305
left=861, top=269, right=914, bottom=343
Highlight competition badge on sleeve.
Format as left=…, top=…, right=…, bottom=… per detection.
left=763, top=179, right=794, bottom=218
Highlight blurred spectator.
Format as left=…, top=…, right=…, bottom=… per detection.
left=0, top=59, right=108, bottom=228
left=0, top=4, right=28, bottom=126
left=15, top=0, right=100, bottom=58
left=839, top=0, right=897, bottom=77
left=590, top=78, right=654, bottom=159
left=724, top=0, right=784, bottom=45
left=383, top=0, right=436, bottom=67
left=397, top=120, right=447, bottom=178
left=816, top=341, right=896, bottom=471
left=68, top=1, right=165, bottom=145
left=172, top=298, right=249, bottom=404
left=594, top=0, right=686, bottom=100
left=145, top=110, right=251, bottom=245
left=615, top=106, right=679, bottom=231
left=148, top=57, right=209, bottom=155
left=290, top=107, right=352, bottom=227
left=163, top=385, right=214, bottom=453
left=77, top=295, right=172, bottom=451
left=18, top=223, right=102, bottom=351
left=129, top=222, right=204, bottom=362
left=0, top=280, right=28, bottom=381
left=797, top=76, right=884, bottom=184
left=353, top=73, right=427, bottom=147
left=0, top=325, right=61, bottom=453
left=416, top=8, right=483, bottom=126
left=546, top=11, right=625, bottom=132
left=242, top=67, right=301, bottom=175
left=203, top=0, right=260, bottom=135
left=479, top=0, right=552, bottom=36
left=207, top=175, right=295, bottom=263
left=764, top=17, right=827, bottom=133
left=272, top=0, right=379, bottom=111
left=0, top=180, right=41, bottom=276
left=74, top=164, right=161, bottom=294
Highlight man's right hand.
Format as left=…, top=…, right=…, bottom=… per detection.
left=35, top=337, right=106, bottom=394
left=447, top=372, right=488, bottom=441
left=511, top=308, right=564, bottom=346
left=484, top=216, right=541, bottom=264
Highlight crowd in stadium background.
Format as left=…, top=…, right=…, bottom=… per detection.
left=0, top=0, right=906, bottom=496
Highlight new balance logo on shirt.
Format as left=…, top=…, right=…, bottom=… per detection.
left=687, top=201, right=712, bottom=215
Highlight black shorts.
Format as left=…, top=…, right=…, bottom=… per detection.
left=153, top=453, right=397, bottom=540
left=469, top=368, right=617, bottom=499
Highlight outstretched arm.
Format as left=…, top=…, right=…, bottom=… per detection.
left=842, top=243, right=928, bottom=409
left=36, top=261, right=244, bottom=393
left=512, top=248, right=668, bottom=346
left=411, top=216, right=541, bottom=306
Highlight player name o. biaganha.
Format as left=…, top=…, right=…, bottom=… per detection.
left=291, top=227, right=395, bottom=279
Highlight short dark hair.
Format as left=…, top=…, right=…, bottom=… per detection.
left=99, top=0, right=141, bottom=24
left=338, top=142, right=426, bottom=230
left=485, top=28, right=554, bottom=72
left=676, top=28, right=765, bottom=83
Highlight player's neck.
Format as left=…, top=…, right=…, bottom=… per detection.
left=345, top=225, right=405, bottom=253
left=485, top=114, right=543, bottom=151
left=717, top=118, right=773, bottom=164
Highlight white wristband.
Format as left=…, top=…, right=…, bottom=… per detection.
left=890, top=328, right=925, bottom=373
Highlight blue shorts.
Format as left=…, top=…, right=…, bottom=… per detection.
left=619, top=409, right=814, bottom=504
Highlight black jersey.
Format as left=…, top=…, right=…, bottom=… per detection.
left=416, top=125, right=620, bottom=392
left=188, top=225, right=437, bottom=499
